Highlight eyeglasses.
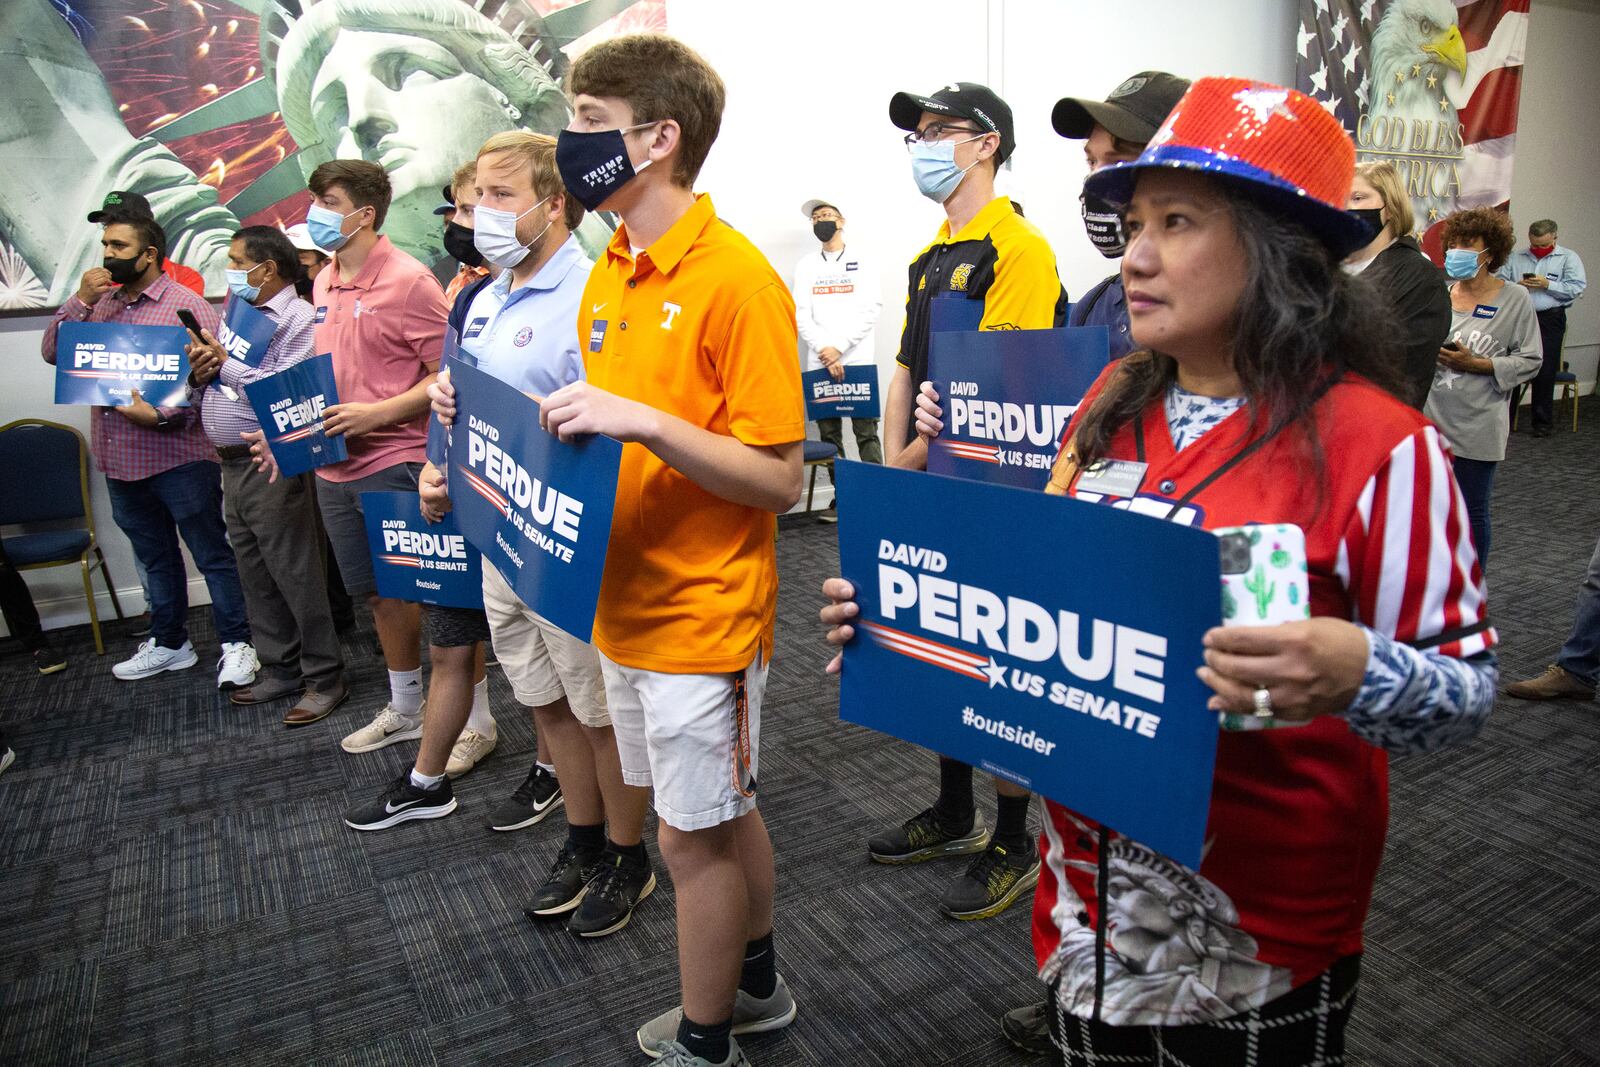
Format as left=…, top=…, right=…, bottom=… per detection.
left=810, top=212, right=841, bottom=223
left=903, top=122, right=987, bottom=150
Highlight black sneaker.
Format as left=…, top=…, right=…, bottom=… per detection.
left=524, top=840, right=604, bottom=918
left=1000, top=1000, right=1053, bottom=1055
left=867, top=806, right=990, bottom=864
left=485, top=763, right=563, bottom=831
left=343, top=772, right=457, bottom=831
left=33, top=645, right=66, bottom=676
left=939, top=837, right=1040, bottom=920
left=127, top=614, right=152, bottom=638
left=567, top=851, right=657, bottom=938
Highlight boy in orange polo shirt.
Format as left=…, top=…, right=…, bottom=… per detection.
left=539, top=35, right=804, bottom=1067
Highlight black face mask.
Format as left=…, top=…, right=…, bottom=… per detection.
left=813, top=220, right=839, bottom=243
left=104, top=251, right=147, bottom=285
left=442, top=220, right=484, bottom=268
left=1349, top=207, right=1385, bottom=238
left=1080, top=191, right=1126, bottom=259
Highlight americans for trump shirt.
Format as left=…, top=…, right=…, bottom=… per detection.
left=792, top=246, right=882, bottom=372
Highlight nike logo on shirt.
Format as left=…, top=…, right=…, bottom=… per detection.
left=592, top=302, right=606, bottom=314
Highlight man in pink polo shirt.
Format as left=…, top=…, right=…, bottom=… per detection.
left=297, top=160, right=450, bottom=738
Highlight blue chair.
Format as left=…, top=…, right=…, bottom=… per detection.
left=803, top=439, right=839, bottom=513
left=0, top=419, right=125, bottom=654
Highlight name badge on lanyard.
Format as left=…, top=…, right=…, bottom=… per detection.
left=1075, top=459, right=1147, bottom=499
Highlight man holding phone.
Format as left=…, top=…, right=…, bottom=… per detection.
left=1498, top=219, right=1588, bottom=437
left=41, top=216, right=256, bottom=686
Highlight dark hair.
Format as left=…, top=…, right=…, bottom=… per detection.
left=568, top=34, right=726, bottom=187
left=234, top=226, right=306, bottom=295
left=1072, top=182, right=1404, bottom=482
left=104, top=216, right=167, bottom=266
left=1440, top=206, right=1514, bottom=272
left=1529, top=218, right=1558, bottom=238
left=308, top=159, right=392, bottom=230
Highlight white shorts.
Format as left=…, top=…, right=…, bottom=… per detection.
left=598, top=651, right=768, bottom=832
left=481, top=562, right=609, bottom=728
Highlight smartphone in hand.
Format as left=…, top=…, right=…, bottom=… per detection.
left=1215, top=524, right=1312, bottom=732
left=176, top=308, right=205, bottom=342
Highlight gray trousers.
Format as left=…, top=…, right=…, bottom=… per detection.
left=816, top=417, right=883, bottom=483
left=220, top=457, right=344, bottom=691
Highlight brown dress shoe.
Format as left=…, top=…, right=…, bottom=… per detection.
left=284, top=685, right=349, bottom=726
left=230, top=677, right=303, bottom=705
left=1506, top=664, right=1594, bottom=701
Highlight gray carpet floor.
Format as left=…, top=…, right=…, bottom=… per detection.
left=2, top=402, right=1599, bottom=1066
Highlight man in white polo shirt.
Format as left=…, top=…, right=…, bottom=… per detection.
left=793, top=198, right=882, bottom=523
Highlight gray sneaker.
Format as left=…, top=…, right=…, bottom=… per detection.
left=654, top=1037, right=750, bottom=1067
left=638, top=975, right=797, bottom=1058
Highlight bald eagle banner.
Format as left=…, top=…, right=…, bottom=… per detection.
left=1294, top=0, right=1529, bottom=260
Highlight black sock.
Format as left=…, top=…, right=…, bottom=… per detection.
left=932, top=757, right=975, bottom=833
left=676, top=1013, right=732, bottom=1062
left=567, top=821, right=605, bottom=853
left=739, top=930, right=776, bottom=999
left=995, top=792, right=1033, bottom=851
left=605, top=838, right=649, bottom=867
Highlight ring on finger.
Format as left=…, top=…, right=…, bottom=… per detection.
left=1252, top=687, right=1274, bottom=718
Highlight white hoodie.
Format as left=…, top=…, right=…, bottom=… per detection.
left=792, top=246, right=882, bottom=372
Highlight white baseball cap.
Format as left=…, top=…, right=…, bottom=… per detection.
left=283, top=223, right=328, bottom=253
left=801, top=199, right=842, bottom=219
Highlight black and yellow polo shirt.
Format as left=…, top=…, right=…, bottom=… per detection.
left=895, top=195, right=1068, bottom=436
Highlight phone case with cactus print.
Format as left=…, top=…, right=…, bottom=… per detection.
left=1214, top=523, right=1310, bottom=732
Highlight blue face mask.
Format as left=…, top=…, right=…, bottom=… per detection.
left=306, top=203, right=363, bottom=252
left=909, top=138, right=982, bottom=203
left=1444, top=247, right=1483, bottom=280
left=225, top=262, right=265, bottom=303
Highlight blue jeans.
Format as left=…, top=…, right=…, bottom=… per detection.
left=106, top=460, right=250, bottom=649
left=1557, top=533, right=1600, bottom=686
left=1451, top=457, right=1496, bottom=567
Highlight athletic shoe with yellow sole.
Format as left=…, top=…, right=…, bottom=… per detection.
left=939, top=837, right=1040, bottom=920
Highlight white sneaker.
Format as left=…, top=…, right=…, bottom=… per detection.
left=216, top=642, right=260, bottom=690
left=113, top=639, right=199, bottom=681
left=0, top=748, right=14, bottom=779
left=445, top=723, right=498, bottom=778
left=340, top=701, right=425, bottom=754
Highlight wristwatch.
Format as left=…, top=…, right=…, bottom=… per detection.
left=154, top=412, right=173, bottom=432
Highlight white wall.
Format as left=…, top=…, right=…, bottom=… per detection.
left=4, top=0, right=1596, bottom=633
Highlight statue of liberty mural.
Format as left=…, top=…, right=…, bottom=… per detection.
left=0, top=0, right=653, bottom=308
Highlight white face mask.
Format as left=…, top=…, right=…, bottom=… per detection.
left=472, top=197, right=552, bottom=269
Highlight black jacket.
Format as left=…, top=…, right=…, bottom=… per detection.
left=1363, top=236, right=1451, bottom=409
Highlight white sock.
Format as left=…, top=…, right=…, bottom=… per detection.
left=465, top=676, right=494, bottom=734
left=389, top=668, right=424, bottom=716
left=410, top=767, right=445, bottom=790
left=537, top=761, right=557, bottom=777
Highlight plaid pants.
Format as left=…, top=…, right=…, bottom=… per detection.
left=1051, top=955, right=1360, bottom=1067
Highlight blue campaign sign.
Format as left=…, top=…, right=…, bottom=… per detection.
left=447, top=357, right=621, bottom=642
left=425, top=327, right=468, bottom=469
left=836, top=460, right=1221, bottom=867
left=926, top=327, right=1110, bottom=490
left=218, top=296, right=276, bottom=368
left=243, top=353, right=347, bottom=478
left=928, top=294, right=983, bottom=334
left=802, top=365, right=880, bottom=420
left=360, top=492, right=484, bottom=609
left=54, top=322, right=192, bottom=407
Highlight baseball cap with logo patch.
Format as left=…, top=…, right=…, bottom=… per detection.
left=889, top=81, right=1015, bottom=165
left=1052, top=71, right=1191, bottom=143
left=87, top=190, right=155, bottom=223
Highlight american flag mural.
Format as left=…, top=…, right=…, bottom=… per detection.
left=1293, top=0, right=1530, bottom=258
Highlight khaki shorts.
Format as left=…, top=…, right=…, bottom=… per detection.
left=480, top=562, right=608, bottom=727
left=599, top=651, right=768, bottom=832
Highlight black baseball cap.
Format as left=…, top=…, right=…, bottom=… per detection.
left=889, top=81, right=1015, bottom=165
left=87, top=190, right=155, bottom=223
left=1052, top=71, right=1191, bottom=143
left=433, top=184, right=456, bottom=217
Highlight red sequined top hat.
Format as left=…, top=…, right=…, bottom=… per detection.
left=1083, top=76, right=1373, bottom=256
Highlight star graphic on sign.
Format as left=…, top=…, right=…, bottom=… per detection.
left=1318, top=96, right=1340, bottom=116
left=1356, top=82, right=1370, bottom=106
left=1297, top=20, right=1315, bottom=57
left=1387, top=90, right=1396, bottom=106
left=1439, top=96, right=1449, bottom=111
left=1360, top=0, right=1376, bottom=22
left=1426, top=73, right=1439, bottom=88
left=981, top=657, right=1008, bottom=689
left=1395, top=70, right=1406, bottom=84
left=1428, top=206, right=1440, bottom=221
left=1310, top=61, right=1328, bottom=94
left=1412, top=63, right=1422, bottom=76
left=1342, top=47, right=1360, bottom=78
left=1314, top=0, right=1329, bottom=14
left=1233, top=87, right=1297, bottom=125
left=1331, top=11, right=1349, bottom=39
